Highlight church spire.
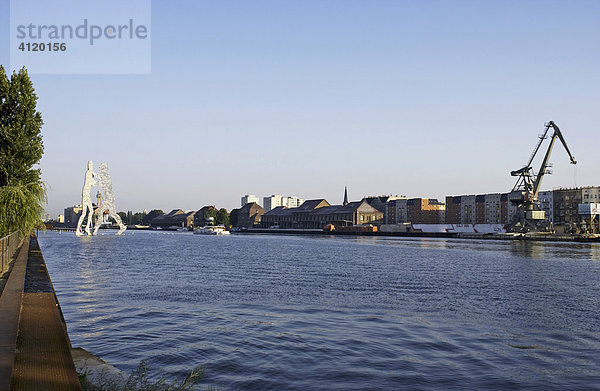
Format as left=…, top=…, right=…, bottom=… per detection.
left=343, top=186, right=348, bottom=206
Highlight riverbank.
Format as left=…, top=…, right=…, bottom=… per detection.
left=72, top=347, right=125, bottom=389
left=236, top=228, right=600, bottom=242
left=0, top=235, right=81, bottom=390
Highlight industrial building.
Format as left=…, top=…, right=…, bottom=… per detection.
left=237, top=202, right=265, bottom=228
left=193, top=206, right=218, bottom=227
left=552, top=186, right=600, bottom=231
left=260, top=199, right=383, bottom=229
left=363, top=196, right=402, bottom=215
left=150, top=209, right=196, bottom=229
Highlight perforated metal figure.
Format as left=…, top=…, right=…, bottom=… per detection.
left=76, top=160, right=97, bottom=236
left=92, top=162, right=127, bottom=236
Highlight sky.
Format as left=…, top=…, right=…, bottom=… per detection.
left=1, top=0, right=599, bottom=217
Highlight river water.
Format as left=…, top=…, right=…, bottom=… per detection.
left=38, top=231, right=600, bottom=390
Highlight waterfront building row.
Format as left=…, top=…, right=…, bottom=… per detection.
left=61, top=186, right=600, bottom=230
left=259, top=199, right=383, bottom=229
left=444, top=186, right=600, bottom=226
left=444, top=193, right=517, bottom=225
left=539, top=186, right=600, bottom=226
left=151, top=209, right=196, bottom=228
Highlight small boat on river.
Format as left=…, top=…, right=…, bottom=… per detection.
left=193, top=226, right=231, bottom=235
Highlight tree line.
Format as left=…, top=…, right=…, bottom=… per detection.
left=115, top=207, right=231, bottom=227
left=0, top=66, right=46, bottom=236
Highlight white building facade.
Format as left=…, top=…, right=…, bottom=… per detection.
left=263, top=194, right=304, bottom=212
left=241, top=194, right=260, bottom=207
left=285, top=196, right=304, bottom=208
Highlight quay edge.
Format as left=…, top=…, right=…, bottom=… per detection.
left=234, top=228, right=600, bottom=242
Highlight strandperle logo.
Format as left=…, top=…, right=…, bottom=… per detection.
left=15, top=19, right=149, bottom=45
left=10, top=0, right=151, bottom=74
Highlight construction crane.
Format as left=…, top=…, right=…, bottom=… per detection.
left=507, top=121, right=577, bottom=233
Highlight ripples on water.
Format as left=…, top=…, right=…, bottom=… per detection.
left=38, top=231, right=600, bottom=390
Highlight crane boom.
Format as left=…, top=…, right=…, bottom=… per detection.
left=553, top=122, right=577, bottom=165
left=507, top=121, right=577, bottom=233
left=531, top=121, right=576, bottom=199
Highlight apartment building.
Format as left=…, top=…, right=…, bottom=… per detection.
left=475, top=195, right=486, bottom=224
left=445, top=196, right=461, bottom=224
left=582, top=187, right=600, bottom=204
left=446, top=193, right=514, bottom=225
left=64, top=205, right=83, bottom=227
left=538, top=190, right=553, bottom=223
left=407, top=198, right=445, bottom=224
left=263, top=194, right=305, bottom=212
left=241, top=194, right=260, bottom=207
left=552, top=187, right=600, bottom=226
left=384, top=198, right=408, bottom=224
left=460, top=195, right=476, bottom=224
left=553, top=188, right=582, bottom=225
left=484, top=193, right=503, bottom=224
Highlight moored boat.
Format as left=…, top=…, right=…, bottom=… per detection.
left=193, top=226, right=230, bottom=235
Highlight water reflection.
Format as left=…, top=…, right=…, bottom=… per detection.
left=590, top=244, right=600, bottom=261
left=350, top=236, right=452, bottom=250
left=344, top=234, right=600, bottom=261
left=510, top=241, right=548, bottom=259
left=509, top=240, right=600, bottom=261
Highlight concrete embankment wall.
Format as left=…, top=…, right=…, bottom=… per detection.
left=0, top=235, right=81, bottom=391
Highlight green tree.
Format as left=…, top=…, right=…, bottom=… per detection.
left=215, top=208, right=229, bottom=226
left=206, top=207, right=217, bottom=221
left=133, top=212, right=144, bottom=225
left=0, top=66, right=46, bottom=236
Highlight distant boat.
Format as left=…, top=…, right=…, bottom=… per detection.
left=167, top=223, right=189, bottom=232
left=194, top=226, right=230, bottom=235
